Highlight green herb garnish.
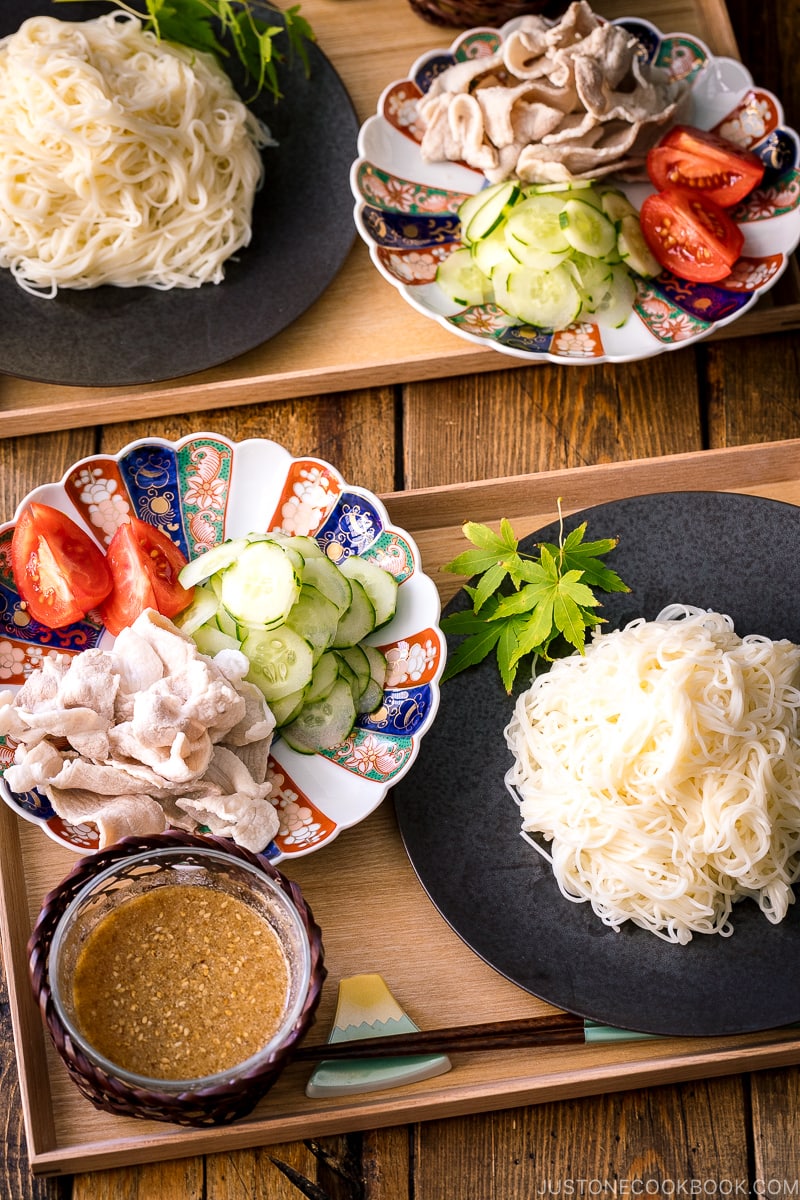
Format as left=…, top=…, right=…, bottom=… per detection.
left=56, top=0, right=315, bottom=100
left=440, top=505, right=630, bottom=691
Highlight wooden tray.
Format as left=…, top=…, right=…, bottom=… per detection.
left=1, top=0, right=797, bottom=441
left=3, top=438, right=800, bottom=1177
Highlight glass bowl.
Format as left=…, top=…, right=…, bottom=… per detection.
left=28, top=830, right=326, bottom=1126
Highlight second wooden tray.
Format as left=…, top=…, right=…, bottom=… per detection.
left=3, top=438, right=800, bottom=1176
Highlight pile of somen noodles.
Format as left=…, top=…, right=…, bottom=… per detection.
left=0, top=12, right=270, bottom=296
left=505, top=605, right=800, bottom=944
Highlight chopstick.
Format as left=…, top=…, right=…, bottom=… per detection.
left=293, top=1012, right=586, bottom=1062
left=294, top=1014, right=800, bottom=1062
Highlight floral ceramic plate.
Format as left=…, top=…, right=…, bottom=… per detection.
left=0, top=435, right=444, bottom=862
left=351, top=18, right=800, bottom=365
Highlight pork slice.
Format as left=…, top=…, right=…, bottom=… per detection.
left=45, top=788, right=168, bottom=847
left=224, top=678, right=275, bottom=747
left=47, top=757, right=160, bottom=796
left=110, top=626, right=165, bottom=694
left=18, top=706, right=107, bottom=740
left=58, top=649, right=119, bottom=719
left=13, top=654, right=71, bottom=710
left=109, top=719, right=212, bottom=783
left=221, top=737, right=271, bottom=787
left=175, top=789, right=279, bottom=854
left=4, top=740, right=66, bottom=792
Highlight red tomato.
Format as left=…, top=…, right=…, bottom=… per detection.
left=647, top=125, right=764, bottom=208
left=11, top=502, right=113, bottom=629
left=639, top=189, right=744, bottom=283
left=99, top=518, right=193, bottom=636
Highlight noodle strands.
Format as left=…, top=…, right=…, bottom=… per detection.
left=0, top=13, right=270, bottom=295
left=505, top=605, right=800, bottom=944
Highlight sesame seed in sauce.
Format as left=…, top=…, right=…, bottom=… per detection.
left=71, top=884, right=290, bottom=1080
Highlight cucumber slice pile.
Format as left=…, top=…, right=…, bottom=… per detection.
left=437, top=180, right=660, bottom=331
left=176, top=534, right=397, bottom=754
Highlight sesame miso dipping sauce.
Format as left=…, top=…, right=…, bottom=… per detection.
left=71, top=883, right=290, bottom=1080
left=32, top=834, right=325, bottom=1124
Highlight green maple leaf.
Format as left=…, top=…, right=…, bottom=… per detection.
left=59, top=0, right=315, bottom=99
left=440, top=505, right=631, bottom=691
left=540, top=522, right=630, bottom=594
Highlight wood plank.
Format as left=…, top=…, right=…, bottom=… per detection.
left=411, top=1077, right=750, bottom=1195
left=402, top=353, right=703, bottom=490
left=750, top=1068, right=800, bottom=1184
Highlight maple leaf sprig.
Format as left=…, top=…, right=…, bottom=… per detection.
left=59, top=0, right=315, bottom=101
left=440, top=509, right=630, bottom=692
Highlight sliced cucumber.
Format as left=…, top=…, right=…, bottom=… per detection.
left=242, top=625, right=314, bottom=703
left=337, top=644, right=371, bottom=700
left=358, top=644, right=388, bottom=715
left=495, top=261, right=581, bottom=330
left=178, top=538, right=247, bottom=589
left=459, top=180, right=520, bottom=243
left=174, top=584, right=219, bottom=636
left=333, top=577, right=376, bottom=648
left=220, top=540, right=300, bottom=628
left=566, top=253, right=613, bottom=312
left=600, top=187, right=638, bottom=224
left=617, top=213, right=661, bottom=278
left=471, top=227, right=515, bottom=276
left=505, top=232, right=571, bottom=272
left=304, top=650, right=340, bottom=706
left=289, top=535, right=326, bottom=560
left=215, top=605, right=240, bottom=639
left=338, top=555, right=398, bottom=629
left=591, top=264, right=637, bottom=330
left=281, top=677, right=357, bottom=754
left=286, top=584, right=339, bottom=662
left=192, top=623, right=242, bottom=658
left=436, top=247, right=489, bottom=307
left=301, top=555, right=352, bottom=616
left=504, top=195, right=570, bottom=257
left=357, top=677, right=385, bottom=715
left=558, top=199, right=617, bottom=259
left=530, top=180, right=593, bottom=196
left=270, top=687, right=308, bottom=727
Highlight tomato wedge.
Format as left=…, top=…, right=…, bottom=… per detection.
left=639, top=188, right=744, bottom=283
left=647, top=125, right=764, bottom=208
left=11, top=502, right=113, bottom=629
left=99, top=517, right=194, bottom=636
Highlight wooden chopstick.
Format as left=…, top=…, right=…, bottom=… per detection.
left=293, top=1012, right=586, bottom=1062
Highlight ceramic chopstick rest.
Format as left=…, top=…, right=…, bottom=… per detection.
left=305, top=973, right=451, bottom=1097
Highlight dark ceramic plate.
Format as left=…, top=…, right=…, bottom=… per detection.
left=393, top=491, right=800, bottom=1037
left=0, top=1, right=358, bottom=387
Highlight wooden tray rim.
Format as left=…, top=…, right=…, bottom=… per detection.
left=4, top=436, right=800, bottom=1176
left=0, top=0, right=798, bottom=441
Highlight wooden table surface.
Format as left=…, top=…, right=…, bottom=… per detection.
left=2, top=0, right=799, bottom=1195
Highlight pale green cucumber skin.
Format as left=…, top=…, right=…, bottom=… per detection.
left=183, top=533, right=395, bottom=753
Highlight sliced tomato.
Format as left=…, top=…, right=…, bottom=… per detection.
left=99, top=518, right=194, bottom=636
left=10, top=502, right=113, bottom=629
left=647, top=125, right=764, bottom=207
left=639, top=189, right=744, bottom=283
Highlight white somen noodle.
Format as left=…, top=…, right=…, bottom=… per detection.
left=0, top=13, right=270, bottom=296
left=504, top=605, right=800, bottom=944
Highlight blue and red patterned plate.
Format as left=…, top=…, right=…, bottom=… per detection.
left=350, top=16, right=800, bottom=365
left=0, top=435, right=444, bottom=861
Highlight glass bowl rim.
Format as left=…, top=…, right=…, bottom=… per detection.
left=46, top=843, right=314, bottom=1093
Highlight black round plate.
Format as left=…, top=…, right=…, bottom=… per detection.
left=0, top=2, right=358, bottom=387
left=393, top=491, right=800, bottom=1037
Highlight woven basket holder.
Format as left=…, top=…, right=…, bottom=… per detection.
left=28, top=830, right=327, bottom=1127
left=407, top=0, right=569, bottom=28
